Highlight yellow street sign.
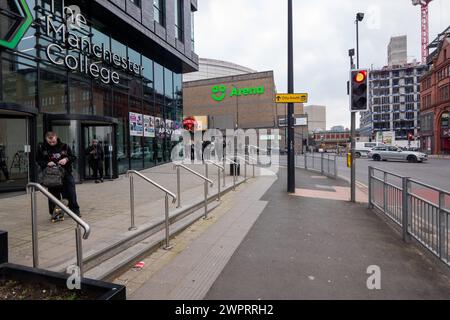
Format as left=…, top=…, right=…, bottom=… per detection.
left=275, top=93, right=308, bottom=103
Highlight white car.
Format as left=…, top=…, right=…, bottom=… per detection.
left=368, top=145, right=428, bottom=163
left=355, top=142, right=386, bottom=158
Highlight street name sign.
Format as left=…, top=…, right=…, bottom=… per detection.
left=275, top=93, right=308, bottom=103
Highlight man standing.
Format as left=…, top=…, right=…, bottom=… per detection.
left=0, top=144, right=11, bottom=182
left=86, top=139, right=104, bottom=183
left=37, top=132, right=81, bottom=217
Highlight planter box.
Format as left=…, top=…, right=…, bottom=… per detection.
left=0, top=231, right=7, bottom=264
left=0, top=263, right=126, bottom=300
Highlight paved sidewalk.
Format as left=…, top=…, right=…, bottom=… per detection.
left=0, top=163, right=247, bottom=270
left=205, top=168, right=450, bottom=299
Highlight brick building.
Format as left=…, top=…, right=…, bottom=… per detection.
left=419, top=27, right=450, bottom=155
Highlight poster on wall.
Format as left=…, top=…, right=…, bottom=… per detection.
left=165, top=120, right=174, bottom=136
left=382, top=131, right=396, bottom=146
left=129, top=112, right=143, bottom=137
left=144, top=115, right=155, bottom=138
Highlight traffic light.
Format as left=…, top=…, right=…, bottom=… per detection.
left=350, top=69, right=369, bottom=112
left=408, top=133, right=414, bottom=141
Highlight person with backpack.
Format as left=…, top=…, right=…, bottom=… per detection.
left=36, top=132, right=81, bottom=219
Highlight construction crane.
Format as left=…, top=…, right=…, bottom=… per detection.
left=412, top=0, right=434, bottom=64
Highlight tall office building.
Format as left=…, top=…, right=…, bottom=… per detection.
left=359, top=63, right=428, bottom=141
left=388, top=35, right=408, bottom=66
left=304, top=105, right=326, bottom=133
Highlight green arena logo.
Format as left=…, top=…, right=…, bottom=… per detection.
left=0, top=0, right=33, bottom=49
left=211, top=85, right=265, bottom=102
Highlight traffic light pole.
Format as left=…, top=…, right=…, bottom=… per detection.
left=287, top=0, right=295, bottom=193
left=350, top=20, right=360, bottom=203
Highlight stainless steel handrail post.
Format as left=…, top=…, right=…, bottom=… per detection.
left=75, top=226, right=84, bottom=277
left=129, top=174, right=137, bottom=231
left=177, top=166, right=181, bottom=208
left=164, top=194, right=171, bottom=249
left=223, top=157, right=226, bottom=187
left=173, top=164, right=213, bottom=218
left=27, top=183, right=91, bottom=274
left=30, top=187, right=39, bottom=268
left=217, top=166, right=221, bottom=201
left=334, top=156, right=338, bottom=179
left=205, top=162, right=209, bottom=195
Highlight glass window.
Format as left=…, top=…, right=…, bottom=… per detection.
left=164, top=67, right=173, bottom=104
left=174, top=0, right=184, bottom=42
left=40, top=65, right=67, bottom=114
left=129, top=0, right=141, bottom=7
left=154, top=62, right=164, bottom=104
left=153, top=0, right=165, bottom=27
left=142, top=55, right=154, bottom=102
left=2, top=59, right=37, bottom=108
left=93, top=83, right=113, bottom=117
left=69, top=76, right=92, bottom=115
left=113, top=90, right=129, bottom=174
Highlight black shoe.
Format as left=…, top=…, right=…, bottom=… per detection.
left=100, top=178, right=104, bottom=183
left=95, top=180, right=100, bottom=183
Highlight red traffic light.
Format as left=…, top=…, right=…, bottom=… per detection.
left=354, top=70, right=367, bottom=84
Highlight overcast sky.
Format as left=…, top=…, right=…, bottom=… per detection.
left=193, top=0, right=450, bottom=130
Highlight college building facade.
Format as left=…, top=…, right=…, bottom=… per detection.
left=0, top=0, right=198, bottom=192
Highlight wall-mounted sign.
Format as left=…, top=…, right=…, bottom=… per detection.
left=275, top=93, right=308, bottom=104
left=211, top=85, right=265, bottom=102
left=278, top=116, right=308, bottom=127
left=43, top=6, right=144, bottom=84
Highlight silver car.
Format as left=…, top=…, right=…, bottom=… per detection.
left=368, top=146, right=428, bottom=163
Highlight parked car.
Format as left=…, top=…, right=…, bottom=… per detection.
left=368, top=145, right=428, bottom=163
left=355, top=142, right=385, bottom=158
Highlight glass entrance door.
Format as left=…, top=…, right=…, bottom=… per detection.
left=83, top=125, right=114, bottom=180
left=0, top=118, right=30, bottom=192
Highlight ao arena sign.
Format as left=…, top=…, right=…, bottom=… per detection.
left=211, top=85, right=265, bottom=102
left=43, top=6, right=144, bottom=84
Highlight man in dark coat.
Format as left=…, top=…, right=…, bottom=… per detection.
left=36, top=132, right=81, bottom=217
left=86, top=139, right=104, bottom=183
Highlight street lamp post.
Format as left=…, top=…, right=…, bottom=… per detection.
left=287, top=0, right=295, bottom=193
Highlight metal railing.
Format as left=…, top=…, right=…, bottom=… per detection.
left=127, top=170, right=177, bottom=249
left=27, top=183, right=91, bottom=277
left=205, top=160, right=225, bottom=201
left=174, top=164, right=214, bottom=219
left=368, top=167, right=450, bottom=266
left=225, top=158, right=239, bottom=191
left=295, top=153, right=338, bottom=179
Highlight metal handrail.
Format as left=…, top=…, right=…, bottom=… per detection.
left=370, top=166, right=405, bottom=180
left=236, top=156, right=252, bottom=180
left=27, top=183, right=91, bottom=276
left=408, top=179, right=450, bottom=196
left=225, top=158, right=238, bottom=190
left=127, top=170, right=177, bottom=200
left=127, top=170, right=176, bottom=249
left=173, top=163, right=214, bottom=219
left=205, top=160, right=225, bottom=201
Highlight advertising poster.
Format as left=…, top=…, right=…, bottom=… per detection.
left=144, top=115, right=155, bottom=138
left=165, top=120, right=173, bottom=136
left=382, top=131, right=396, bottom=146
left=129, top=112, right=143, bottom=137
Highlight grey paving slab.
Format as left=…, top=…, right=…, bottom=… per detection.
left=0, top=162, right=244, bottom=269
left=205, top=168, right=450, bottom=300
left=130, top=176, right=276, bottom=300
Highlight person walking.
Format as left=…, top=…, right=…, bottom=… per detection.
left=36, top=132, right=81, bottom=218
left=86, top=139, right=104, bottom=183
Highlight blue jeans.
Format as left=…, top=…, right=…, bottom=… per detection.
left=48, top=174, right=80, bottom=215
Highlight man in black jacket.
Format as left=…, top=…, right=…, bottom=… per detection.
left=86, top=139, right=104, bottom=183
left=36, top=132, right=81, bottom=217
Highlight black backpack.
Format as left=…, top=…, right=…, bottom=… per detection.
left=40, top=166, right=65, bottom=188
